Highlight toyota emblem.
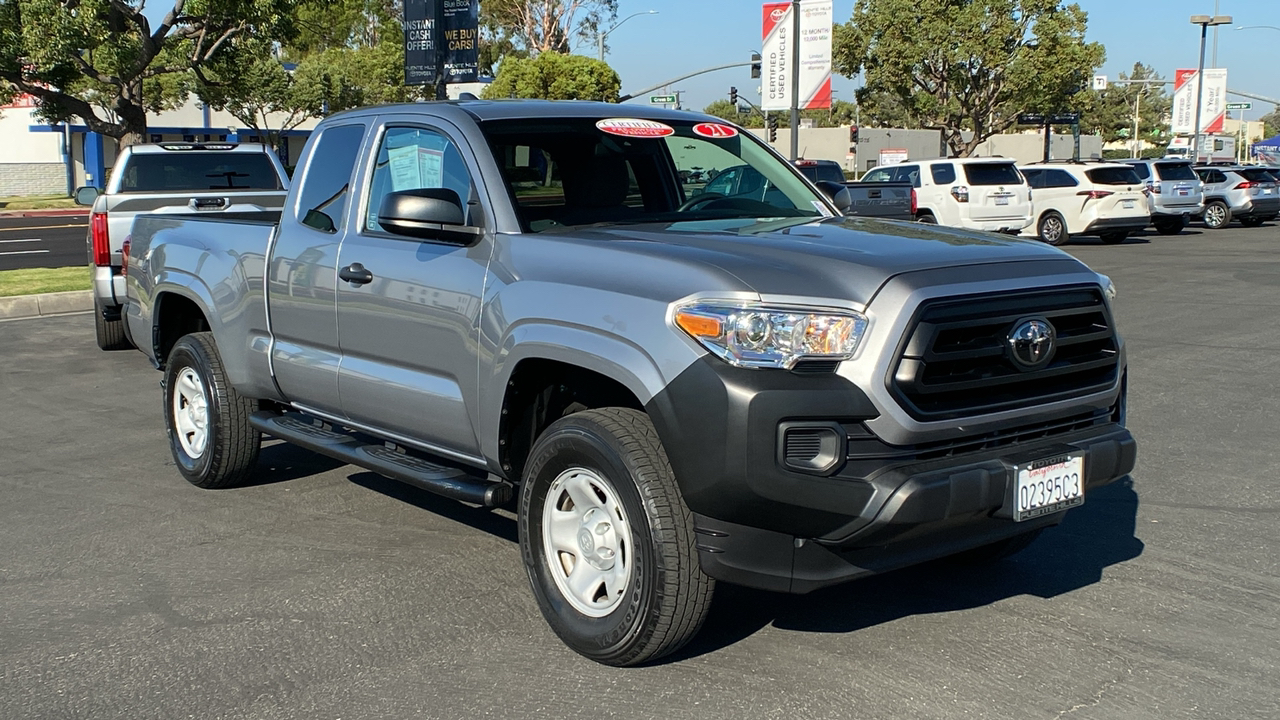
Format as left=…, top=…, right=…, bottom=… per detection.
left=1007, top=318, right=1056, bottom=370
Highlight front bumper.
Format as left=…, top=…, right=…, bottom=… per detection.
left=646, top=356, right=1135, bottom=594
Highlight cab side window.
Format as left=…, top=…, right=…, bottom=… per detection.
left=1044, top=170, right=1079, bottom=188
left=365, top=126, right=475, bottom=234
left=930, top=163, right=957, bottom=185
left=862, top=168, right=894, bottom=183
left=296, top=124, right=366, bottom=233
left=1022, top=169, right=1045, bottom=189
left=895, top=165, right=921, bottom=188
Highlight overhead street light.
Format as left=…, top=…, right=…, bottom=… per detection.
left=597, top=10, right=658, bottom=63
left=1189, top=14, right=1232, bottom=164
left=1235, top=24, right=1280, bottom=33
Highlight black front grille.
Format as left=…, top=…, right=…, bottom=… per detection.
left=890, top=287, right=1119, bottom=420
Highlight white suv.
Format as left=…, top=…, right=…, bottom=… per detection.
left=860, top=157, right=1032, bottom=233
left=1017, top=162, right=1150, bottom=245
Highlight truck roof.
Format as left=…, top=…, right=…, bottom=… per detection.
left=325, top=98, right=718, bottom=124
left=124, top=142, right=276, bottom=154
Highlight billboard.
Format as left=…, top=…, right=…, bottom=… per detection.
left=761, top=0, right=832, bottom=111
left=404, top=0, right=478, bottom=86
left=1172, top=68, right=1227, bottom=135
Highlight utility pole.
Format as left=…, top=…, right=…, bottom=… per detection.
left=1132, top=89, right=1142, bottom=159
left=788, top=0, right=801, bottom=161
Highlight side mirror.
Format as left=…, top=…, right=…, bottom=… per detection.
left=74, top=186, right=100, bottom=206
left=814, top=180, right=853, bottom=214
left=377, top=188, right=480, bottom=244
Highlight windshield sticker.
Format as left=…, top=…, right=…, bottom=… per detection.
left=692, top=122, right=739, bottom=139
left=596, top=118, right=675, bottom=138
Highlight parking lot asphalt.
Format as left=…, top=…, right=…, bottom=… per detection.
left=0, top=214, right=89, bottom=271
left=1, top=225, right=1278, bottom=720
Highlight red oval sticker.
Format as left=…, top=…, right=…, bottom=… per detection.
left=595, top=118, right=675, bottom=138
left=692, top=122, right=740, bottom=139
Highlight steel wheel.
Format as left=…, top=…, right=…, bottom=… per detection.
left=172, top=367, right=210, bottom=458
left=541, top=467, right=634, bottom=618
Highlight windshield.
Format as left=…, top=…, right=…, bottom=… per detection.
left=480, top=118, right=829, bottom=232
left=963, top=162, right=1023, bottom=186
left=1155, top=162, right=1197, bottom=181
left=1086, top=167, right=1142, bottom=185
left=119, top=152, right=282, bottom=192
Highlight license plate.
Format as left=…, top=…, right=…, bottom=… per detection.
left=1014, top=453, right=1084, bottom=521
left=1177, top=189, right=1189, bottom=196
left=995, top=196, right=1010, bottom=206
left=1122, top=200, right=1136, bottom=209
left=1265, top=188, right=1274, bottom=195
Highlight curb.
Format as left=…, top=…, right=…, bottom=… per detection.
left=0, top=290, right=93, bottom=320
left=0, top=208, right=89, bottom=218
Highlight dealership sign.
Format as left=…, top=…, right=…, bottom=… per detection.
left=1172, top=68, right=1227, bottom=135
left=404, top=0, right=478, bottom=86
left=761, top=0, right=832, bottom=111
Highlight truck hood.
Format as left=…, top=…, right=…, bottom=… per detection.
left=550, top=216, right=1088, bottom=306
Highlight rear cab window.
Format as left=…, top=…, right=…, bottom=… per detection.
left=119, top=151, right=283, bottom=192
left=1155, top=162, right=1197, bottom=181
left=1085, top=167, right=1141, bottom=186
left=963, top=162, right=1023, bottom=186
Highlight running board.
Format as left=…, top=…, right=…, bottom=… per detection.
left=249, top=411, right=513, bottom=507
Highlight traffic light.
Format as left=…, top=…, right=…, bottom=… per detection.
left=767, top=114, right=778, bottom=142
left=849, top=126, right=858, bottom=152
left=750, top=52, right=762, bottom=79
left=729, top=86, right=738, bottom=104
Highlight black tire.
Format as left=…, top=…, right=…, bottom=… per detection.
left=94, top=298, right=132, bottom=351
left=916, top=211, right=937, bottom=224
left=163, top=332, right=260, bottom=489
left=519, top=407, right=714, bottom=666
left=947, top=528, right=1045, bottom=565
left=1239, top=217, right=1264, bottom=228
left=1153, top=217, right=1185, bottom=235
left=1202, top=200, right=1231, bottom=230
left=1037, top=211, right=1069, bottom=246
left=1099, top=231, right=1128, bottom=244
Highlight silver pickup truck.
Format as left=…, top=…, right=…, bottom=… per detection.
left=123, top=101, right=1136, bottom=666
left=78, top=142, right=289, bottom=349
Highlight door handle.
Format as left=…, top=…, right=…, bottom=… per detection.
left=338, top=262, right=374, bottom=285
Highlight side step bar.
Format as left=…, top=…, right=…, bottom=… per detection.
left=249, top=411, right=513, bottom=507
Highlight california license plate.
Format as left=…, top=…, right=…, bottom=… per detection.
left=995, top=196, right=1010, bottom=206
left=1014, top=453, right=1084, bottom=521
left=1177, top=188, right=1189, bottom=196
left=1122, top=200, right=1136, bottom=209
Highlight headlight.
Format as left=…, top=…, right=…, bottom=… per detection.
left=1100, top=274, right=1117, bottom=301
left=674, top=302, right=868, bottom=369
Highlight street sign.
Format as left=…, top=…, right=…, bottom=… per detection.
left=650, top=95, right=677, bottom=104
left=1048, top=112, right=1080, bottom=124
left=1018, top=113, right=1045, bottom=125
left=1226, top=102, right=1252, bottom=110
left=1093, top=75, right=1108, bottom=91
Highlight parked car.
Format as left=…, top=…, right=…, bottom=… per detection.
left=793, top=158, right=847, bottom=184
left=122, top=101, right=1133, bottom=666
left=1193, top=165, right=1280, bottom=229
left=861, top=157, right=1032, bottom=233
left=706, top=163, right=915, bottom=220
left=1018, top=161, right=1149, bottom=245
left=1120, top=159, right=1204, bottom=235
left=76, top=142, right=290, bottom=350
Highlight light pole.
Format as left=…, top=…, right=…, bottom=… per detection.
left=1235, top=24, right=1280, bottom=33
left=1190, top=14, right=1233, bottom=164
left=597, top=10, right=658, bottom=62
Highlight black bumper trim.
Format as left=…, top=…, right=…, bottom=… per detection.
left=1082, top=217, right=1148, bottom=234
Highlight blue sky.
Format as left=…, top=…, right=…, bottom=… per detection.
left=604, top=0, right=1278, bottom=117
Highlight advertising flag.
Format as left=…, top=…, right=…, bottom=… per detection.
left=1172, top=68, right=1228, bottom=135
left=404, top=0, right=439, bottom=86
left=761, top=0, right=831, bottom=111
left=404, top=0, right=478, bottom=86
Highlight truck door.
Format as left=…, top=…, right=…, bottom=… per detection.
left=333, top=119, right=492, bottom=458
left=266, top=122, right=368, bottom=417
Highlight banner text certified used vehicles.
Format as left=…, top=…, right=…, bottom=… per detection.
left=123, top=101, right=1135, bottom=666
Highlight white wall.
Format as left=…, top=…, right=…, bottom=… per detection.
left=0, top=105, right=63, bottom=164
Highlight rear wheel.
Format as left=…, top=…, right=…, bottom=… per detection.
left=1202, top=200, right=1231, bottom=229
left=916, top=211, right=937, bottom=224
left=1153, top=217, right=1185, bottom=235
left=163, top=332, right=261, bottom=489
left=94, top=298, right=132, bottom=351
left=1099, top=231, right=1128, bottom=244
left=519, top=408, right=714, bottom=666
left=1037, top=211, right=1069, bottom=246
left=1239, top=217, right=1265, bottom=228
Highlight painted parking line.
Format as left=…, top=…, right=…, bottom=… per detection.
left=0, top=249, right=50, bottom=256
left=0, top=239, right=43, bottom=243
left=0, top=223, right=87, bottom=233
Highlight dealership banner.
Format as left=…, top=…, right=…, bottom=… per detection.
left=1172, top=68, right=1227, bottom=135
left=404, top=0, right=439, bottom=86
left=761, top=0, right=832, bottom=111
left=442, top=0, right=479, bottom=84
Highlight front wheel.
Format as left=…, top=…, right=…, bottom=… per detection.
left=1153, top=217, right=1185, bottom=235
left=1037, top=211, right=1069, bottom=246
left=1239, top=217, right=1265, bottom=228
left=1099, top=231, right=1128, bottom=244
left=1202, top=200, right=1231, bottom=229
left=519, top=408, right=714, bottom=666
left=163, top=332, right=261, bottom=489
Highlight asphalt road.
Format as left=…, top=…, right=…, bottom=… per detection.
left=2, top=225, right=1278, bottom=719
left=0, top=214, right=89, bottom=271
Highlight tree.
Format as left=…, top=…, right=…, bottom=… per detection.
left=1078, top=62, right=1170, bottom=146
left=481, top=52, right=619, bottom=101
left=832, top=0, right=1105, bottom=157
left=1262, top=106, right=1280, bottom=140
left=194, top=39, right=321, bottom=149
left=0, top=0, right=295, bottom=145
left=481, top=0, right=617, bottom=55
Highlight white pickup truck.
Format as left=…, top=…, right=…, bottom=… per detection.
left=77, top=142, right=289, bottom=350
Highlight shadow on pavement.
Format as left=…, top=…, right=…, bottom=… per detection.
left=670, top=476, right=1143, bottom=662
left=236, top=439, right=349, bottom=488
left=348, top=471, right=519, bottom=543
